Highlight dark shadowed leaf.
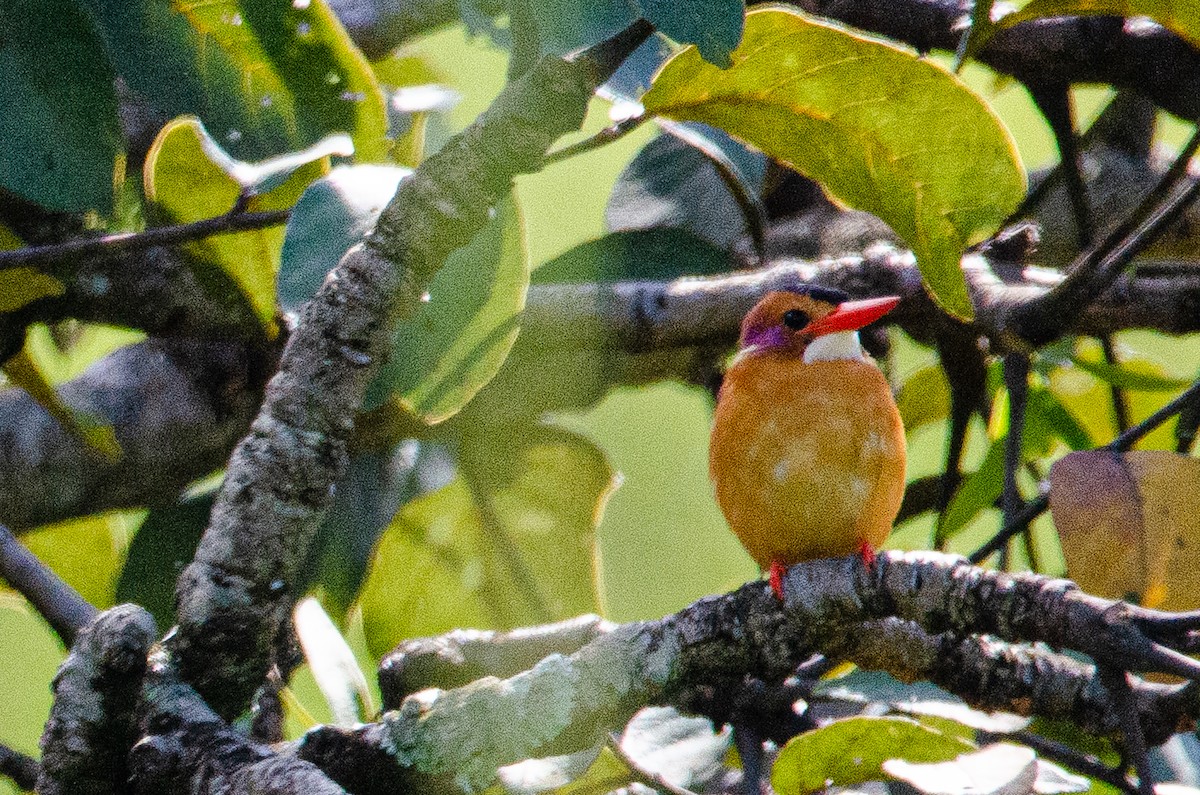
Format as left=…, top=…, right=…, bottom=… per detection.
left=772, top=716, right=973, bottom=795
left=973, top=1, right=1200, bottom=59
left=0, top=0, right=120, bottom=212
left=526, top=0, right=637, bottom=55
left=534, top=229, right=732, bottom=284
left=145, top=117, right=329, bottom=332
left=638, top=0, right=745, bottom=67
left=82, top=0, right=387, bottom=161
left=116, top=489, right=216, bottom=628
left=643, top=7, right=1026, bottom=319
left=278, top=164, right=412, bottom=314
left=607, top=128, right=766, bottom=251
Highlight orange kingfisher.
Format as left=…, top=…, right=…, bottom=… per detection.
left=709, top=287, right=907, bottom=598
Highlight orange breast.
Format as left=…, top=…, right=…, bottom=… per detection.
left=709, top=353, right=906, bottom=569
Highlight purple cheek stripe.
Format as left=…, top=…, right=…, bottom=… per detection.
left=743, top=325, right=787, bottom=350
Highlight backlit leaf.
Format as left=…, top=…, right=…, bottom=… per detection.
left=642, top=7, right=1026, bottom=319
left=293, top=597, right=373, bottom=725
left=1070, top=354, right=1190, bottom=392
left=145, top=117, right=327, bottom=332
left=358, top=424, right=614, bottom=658
left=1051, top=449, right=1200, bottom=609
left=23, top=511, right=142, bottom=608
left=0, top=269, right=65, bottom=313
left=772, top=716, right=973, bottom=795
left=82, top=0, right=387, bottom=161
left=369, top=194, right=529, bottom=423
left=896, top=366, right=951, bottom=433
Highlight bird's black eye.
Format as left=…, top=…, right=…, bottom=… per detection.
left=782, top=309, right=809, bottom=330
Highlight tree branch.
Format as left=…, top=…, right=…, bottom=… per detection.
left=0, top=523, right=97, bottom=646
left=0, top=339, right=267, bottom=531
left=170, top=22, right=653, bottom=720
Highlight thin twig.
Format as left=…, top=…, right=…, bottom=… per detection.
left=0, top=523, right=97, bottom=646
left=0, top=208, right=290, bottom=269
left=1000, top=353, right=1030, bottom=569
left=982, top=730, right=1132, bottom=793
left=542, top=115, right=649, bottom=166
left=1101, top=336, right=1132, bottom=432
left=0, top=741, right=39, bottom=792
left=968, top=492, right=1049, bottom=564
left=1107, top=377, right=1200, bottom=452
left=1029, top=83, right=1092, bottom=247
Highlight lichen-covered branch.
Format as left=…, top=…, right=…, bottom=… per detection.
left=170, top=22, right=653, bottom=720
left=38, top=605, right=157, bottom=795
left=129, top=652, right=347, bottom=795
left=292, top=554, right=1200, bottom=793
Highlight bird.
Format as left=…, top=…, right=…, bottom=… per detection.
left=709, top=286, right=906, bottom=599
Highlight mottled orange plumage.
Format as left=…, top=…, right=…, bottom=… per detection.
left=710, top=289, right=906, bottom=584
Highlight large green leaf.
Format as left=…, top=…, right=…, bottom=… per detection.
left=974, top=1, right=1200, bottom=58
left=642, top=7, right=1027, bottom=319
left=771, top=716, right=973, bottom=795
left=358, top=424, right=614, bottom=659
left=82, top=0, right=387, bottom=161
left=0, top=0, right=121, bottom=212
left=368, top=194, right=529, bottom=423
left=144, top=117, right=330, bottom=332
left=23, top=511, right=144, bottom=609
left=533, top=229, right=733, bottom=284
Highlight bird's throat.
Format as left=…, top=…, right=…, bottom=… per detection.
left=802, top=330, right=866, bottom=363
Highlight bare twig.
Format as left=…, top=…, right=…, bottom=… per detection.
left=0, top=208, right=289, bottom=270
left=1101, top=336, right=1132, bottom=432
left=0, top=742, right=39, bottom=792
left=1099, top=666, right=1156, bottom=795
left=0, top=523, right=97, bottom=646
left=1028, top=83, right=1092, bottom=247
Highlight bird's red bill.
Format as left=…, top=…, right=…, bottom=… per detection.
left=803, top=295, right=901, bottom=336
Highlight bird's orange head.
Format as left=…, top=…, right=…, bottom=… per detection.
left=735, top=287, right=901, bottom=362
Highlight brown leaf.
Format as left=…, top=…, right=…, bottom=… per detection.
left=1051, top=450, right=1200, bottom=609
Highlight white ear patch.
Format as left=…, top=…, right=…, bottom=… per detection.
left=803, top=330, right=866, bottom=363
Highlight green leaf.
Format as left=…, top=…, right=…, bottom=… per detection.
left=368, top=194, right=529, bottom=423
left=145, top=117, right=326, bottom=332
left=771, top=716, right=973, bottom=795
left=642, top=7, right=1027, bottom=320
left=293, top=597, right=373, bottom=725
left=23, top=511, right=143, bottom=609
left=116, top=489, right=216, bottom=629
left=976, top=1, right=1200, bottom=59
left=278, top=165, right=412, bottom=314
left=526, top=0, right=638, bottom=55
left=0, top=269, right=65, bottom=313
left=534, top=229, right=733, bottom=284
left=0, top=0, right=121, bottom=212
left=639, top=0, right=745, bottom=67
left=2, top=345, right=122, bottom=462
left=939, top=438, right=1004, bottom=542
left=82, top=0, right=387, bottom=161
left=1070, top=354, right=1190, bottom=392
left=358, top=424, right=614, bottom=659
left=896, top=365, right=951, bottom=432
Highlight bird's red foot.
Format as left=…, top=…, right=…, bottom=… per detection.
left=769, top=560, right=787, bottom=600
left=857, top=540, right=877, bottom=569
